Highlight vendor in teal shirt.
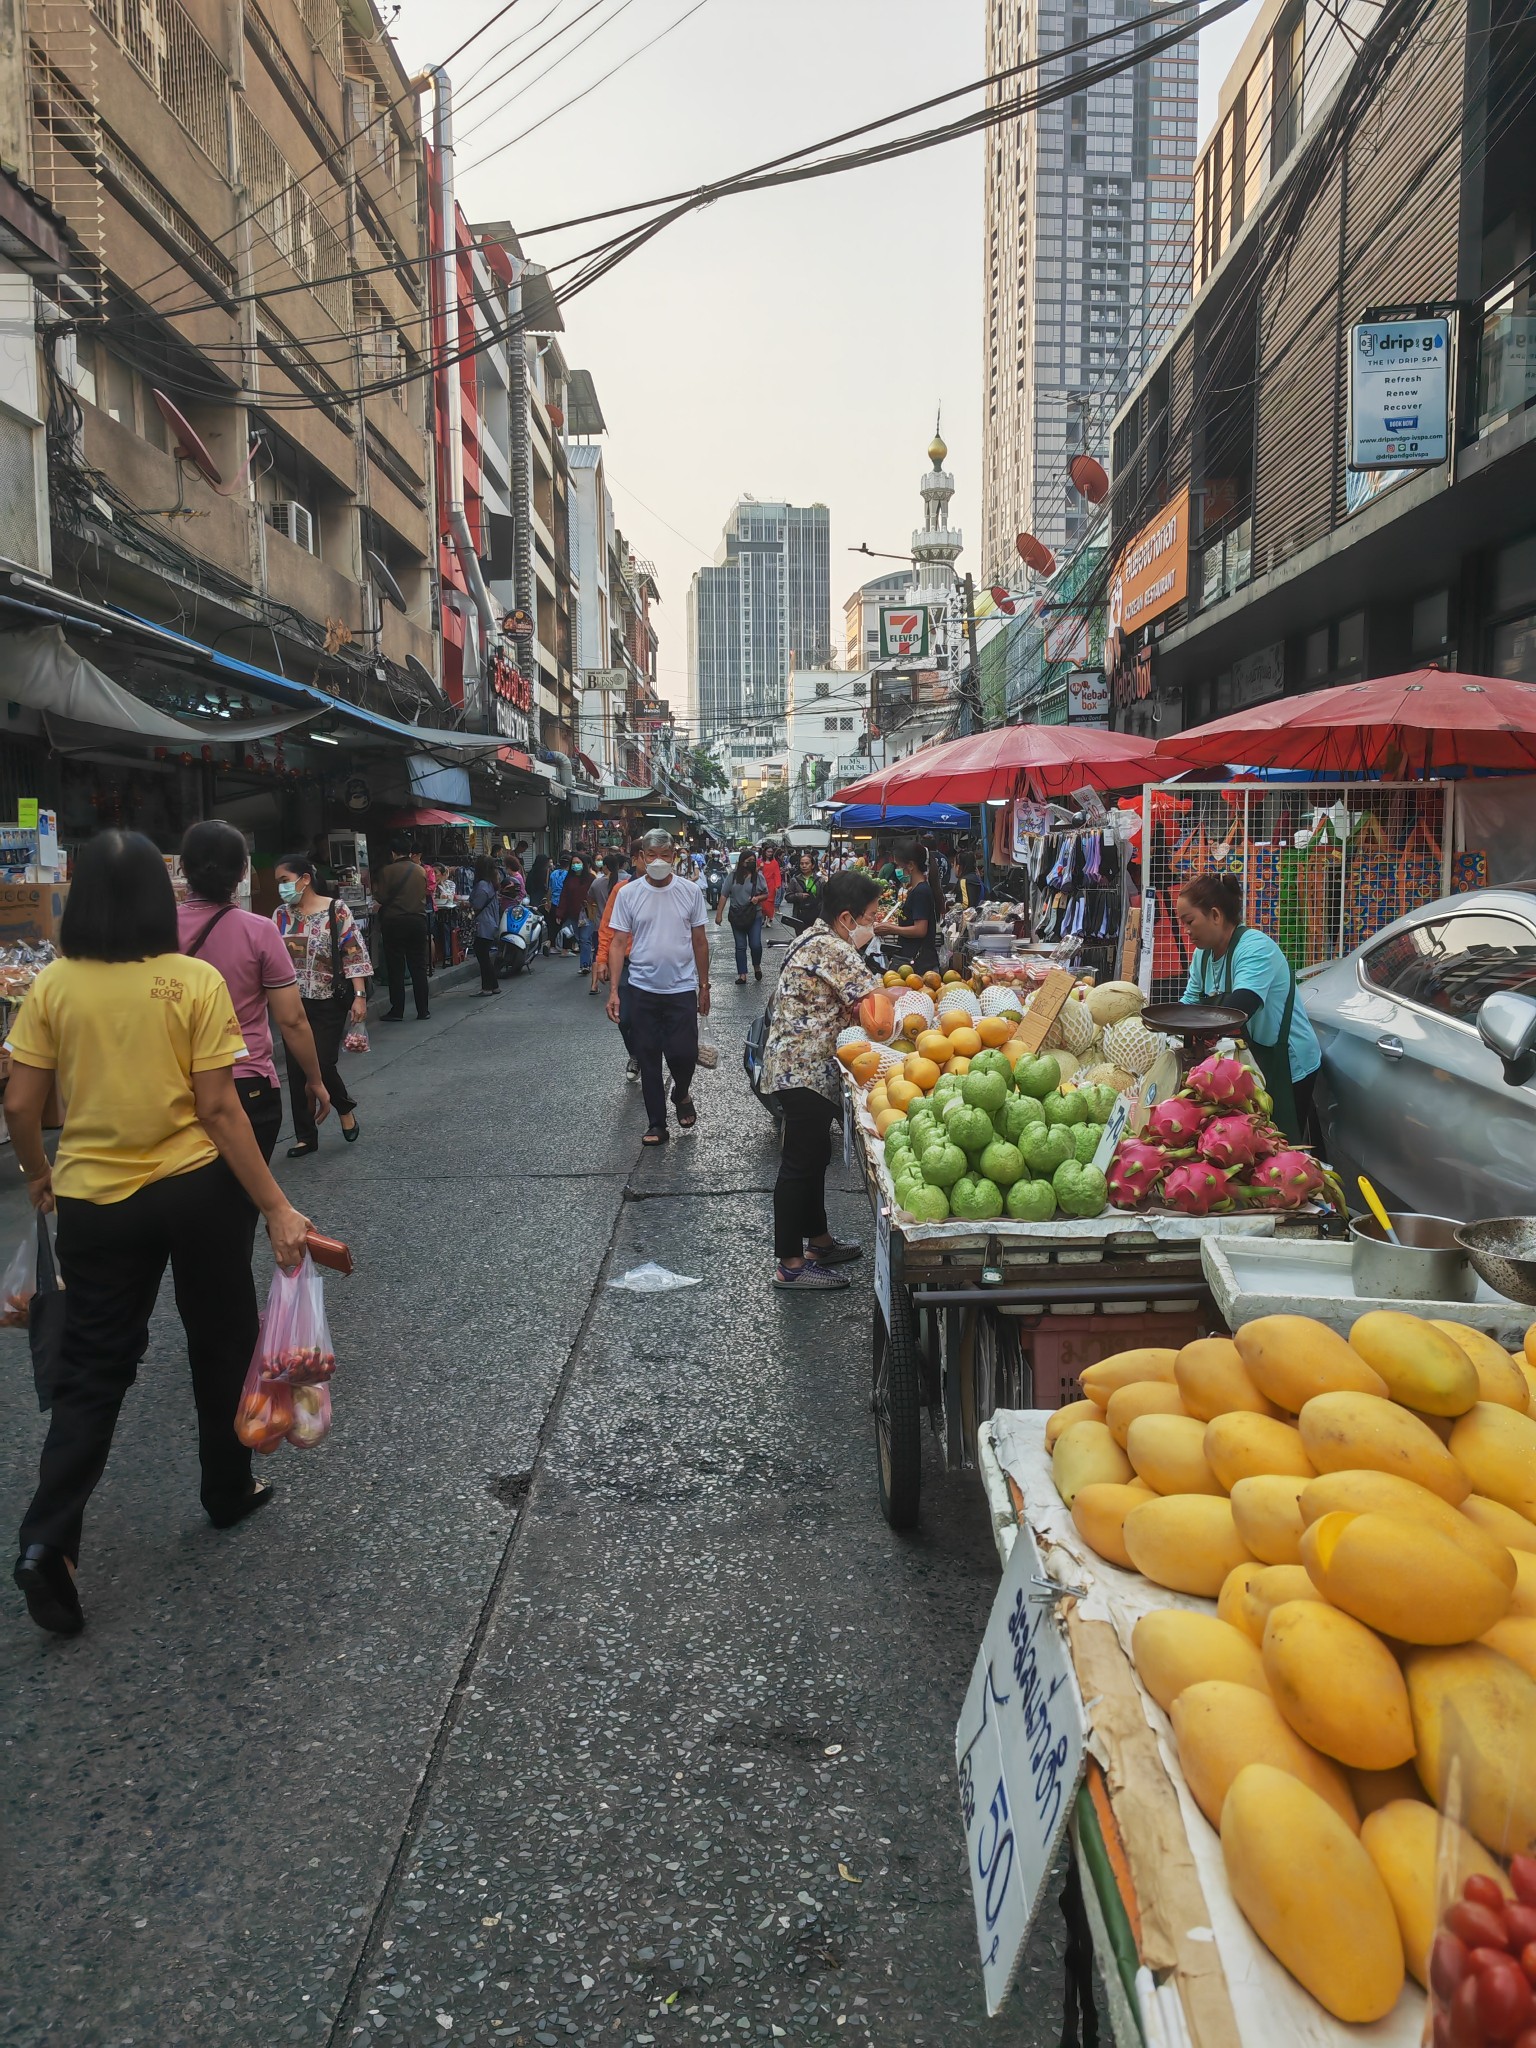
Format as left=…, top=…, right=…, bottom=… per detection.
left=1176, top=871, right=1322, bottom=1143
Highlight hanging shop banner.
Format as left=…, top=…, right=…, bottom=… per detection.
left=1106, top=487, right=1189, bottom=641
left=1045, top=614, right=1089, bottom=665
left=1348, top=318, right=1450, bottom=470
left=879, top=606, right=930, bottom=659
left=955, top=1519, right=1088, bottom=2016
left=1066, top=669, right=1110, bottom=726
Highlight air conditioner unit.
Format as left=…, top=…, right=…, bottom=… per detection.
left=269, top=500, right=315, bottom=554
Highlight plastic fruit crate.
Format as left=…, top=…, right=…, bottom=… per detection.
left=1029, top=1308, right=1207, bottom=1409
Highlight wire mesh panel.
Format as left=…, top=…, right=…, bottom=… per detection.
left=1138, top=780, right=1450, bottom=998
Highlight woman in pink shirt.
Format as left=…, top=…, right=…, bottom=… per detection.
left=176, top=822, right=331, bottom=1162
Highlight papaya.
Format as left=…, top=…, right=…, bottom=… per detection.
left=1217, top=1559, right=1266, bottom=1634
left=1348, top=1311, right=1480, bottom=1417
left=1301, top=1510, right=1512, bottom=1644
left=1429, top=1321, right=1531, bottom=1412
left=1462, top=1493, right=1536, bottom=1555
left=1045, top=1399, right=1099, bottom=1449
left=1481, top=1615, right=1536, bottom=1682
left=1347, top=1762, right=1429, bottom=1820
left=1235, top=1564, right=1326, bottom=1647
left=1104, top=1380, right=1189, bottom=1449
left=1228, top=1474, right=1308, bottom=1565
left=1071, top=1482, right=1154, bottom=1569
left=1297, top=1391, right=1470, bottom=1504
left=1404, top=1642, right=1536, bottom=1857
left=1361, top=1799, right=1510, bottom=1987
left=1261, top=1600, right=1414, bottom=1769
left=1448, top=1402, right=1536, bottom=1519
left=1233, top=1314, right=1389, bottom=1412
left=1051, top=1420, right=1133, bottom=1506
left=1204, top=1413, right=1315, bottom=1490
left=1299, top=1465, right=1474, bottom=1535
left=1131, top=1609, right=1269, bottom=1715
left=1125, top=1414, right=1225, bottom=1496
left=1221, top=1765, right=1402, bottom=2022
left=1174, top=1337, right=1280, bottom=1422
left=1170, top=1681, right=1359, bottom=1833
left=1078, top=1348, right=1179, bottom=1407
left=1122, top=1495, right=1254, bottom=1597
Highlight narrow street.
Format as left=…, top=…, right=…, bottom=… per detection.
left=0, top=925, right=1068, bottom=2048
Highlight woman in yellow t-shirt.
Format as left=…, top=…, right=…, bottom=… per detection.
left=6, top=830, right=311, bottom=1637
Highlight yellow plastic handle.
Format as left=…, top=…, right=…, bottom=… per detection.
left=1357, top=1175, right=1398, bottom=1244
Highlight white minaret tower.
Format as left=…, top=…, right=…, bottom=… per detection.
left=910, top=416, right=963, bottom=604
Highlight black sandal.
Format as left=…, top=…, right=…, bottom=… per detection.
left=642, top=1125, right=669, bottom=1146
left=674, top=1094, right=697, bottom=1129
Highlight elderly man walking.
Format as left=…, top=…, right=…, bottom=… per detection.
left=606, top=830, right=711, bottom=1146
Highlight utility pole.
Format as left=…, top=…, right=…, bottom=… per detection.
left=960, top=573, right=983, bottom=736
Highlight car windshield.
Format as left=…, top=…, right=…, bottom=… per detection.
left=1363, top=911, right=1536, bottom=1020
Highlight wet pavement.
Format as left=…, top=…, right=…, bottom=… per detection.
left=0, top=923, right=1077, bottom=2045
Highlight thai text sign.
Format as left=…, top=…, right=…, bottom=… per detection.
left=1348, top=319, right=1450, bottom=469
left=955, top=1520, right=1088, bottom=2016
left=879, top=607, right=930, bottom=659
left=1107, top=487, right=1189, bottom=636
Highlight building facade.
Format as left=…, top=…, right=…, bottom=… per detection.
left=981, top=0, right=1199, bottom=579
left=687, top=498, right=831, bottom=747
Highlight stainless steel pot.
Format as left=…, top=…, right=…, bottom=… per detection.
left=1349, top=1215, right=1477, bottom=1303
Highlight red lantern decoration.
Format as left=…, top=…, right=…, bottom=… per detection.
left=1069, top=454, right=1109, bottom=504
left=1016, top=532, right=1057, bottom=576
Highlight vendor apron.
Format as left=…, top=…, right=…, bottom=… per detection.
left=1199, top=927, right=1303, bottom=1143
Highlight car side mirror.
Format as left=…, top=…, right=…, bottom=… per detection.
left=1478, top=991, right=1536, bottom=1086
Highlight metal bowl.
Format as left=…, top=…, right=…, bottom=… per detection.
left=1350, top=1215, right=1477, bottom=1302
left=1140, top=1001, right=1250, bottom=1039
left=1454, top=1218, right=1536, bottom=1305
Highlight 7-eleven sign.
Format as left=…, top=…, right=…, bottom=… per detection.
left=879, top=606, right=930, bottom=658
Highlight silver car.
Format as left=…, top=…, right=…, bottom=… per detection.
left=1302, top=886, right=1536, bottom=1222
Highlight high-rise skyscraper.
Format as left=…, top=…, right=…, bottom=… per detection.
left=687, top=499, right=831, bottom=746
left=981, top=0, right=1199, bottom=581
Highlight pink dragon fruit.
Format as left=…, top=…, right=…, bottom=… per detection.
left=1197, top=1114, right=1277, bottom=1170
left=1186, top=1054, right=1258, bottom=1109
left=1146, top=1095, right=1209, bottom=1147
left=1161, top=1161, right=1232, bottom=1216
left=1250, top=1149, right=1326, bottom=1207
left=1106, top=1137, right=1166, bottom=1209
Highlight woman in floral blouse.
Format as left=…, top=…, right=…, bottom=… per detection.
left=272, top=852, right=370, bottom=1158
left=759, top=869, right=884, bottom=1292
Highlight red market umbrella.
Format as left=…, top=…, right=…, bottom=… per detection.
left=840, top=723, right=1177, bottom=805
left=1156, top=670, right=1536, bottom=775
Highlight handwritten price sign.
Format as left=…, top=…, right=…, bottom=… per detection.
left=954, top=1522, right=1088, bottom=2016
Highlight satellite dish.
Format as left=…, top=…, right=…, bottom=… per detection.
left=405, top=654, right=437, bottom=693
left=989, top=585, right=1018, bottom=616
left=151, top=391, right=223, bottom=487
left=366, top=549, right=407, bottom=612
left=1069, top=454, right=1109, bottom=504
left=1015, top=532, right=1057, bottom=576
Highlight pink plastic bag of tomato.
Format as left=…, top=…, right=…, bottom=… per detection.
left=255, top=1251, right=336, bottom=1386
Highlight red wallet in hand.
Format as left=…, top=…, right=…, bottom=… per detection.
left=305, top=1232, right=354, bottom=1276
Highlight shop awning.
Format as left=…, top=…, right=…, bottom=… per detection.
left=0, top=626, right=308, bottom=745
left=386, top=805, right=498, bottom=829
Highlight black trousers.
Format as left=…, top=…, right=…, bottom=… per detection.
left=774, top=1087, right=838, bottom=1261
left=473, top=935, right=499, bottom=993
left=630, top=988, right=698, bottom=1128
left=236, top=1074, right=284, bottom=1165
left=285, top=994, right=357, bottom=1148
left=382, top=915, right=430, bottom=1017
left=18, top=1158, right=260, bottom=1560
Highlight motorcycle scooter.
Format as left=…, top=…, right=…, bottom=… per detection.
left=499, top=899, right=546, bottom=976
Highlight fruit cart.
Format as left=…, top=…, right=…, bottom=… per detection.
left=850, top=1084, right=1325, bottom=1530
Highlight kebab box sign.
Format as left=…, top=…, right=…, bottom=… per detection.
left=955, top=1519, right=1088, bottom=2015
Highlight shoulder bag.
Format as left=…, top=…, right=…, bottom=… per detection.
left=185, top=904, right=236, bottom=958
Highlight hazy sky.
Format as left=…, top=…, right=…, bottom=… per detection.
left=396, top=0, right=1261, bottom=731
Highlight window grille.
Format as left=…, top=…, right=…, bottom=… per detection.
left=92, top=0, right=229, bottom=171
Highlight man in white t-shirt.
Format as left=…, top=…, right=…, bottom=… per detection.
left=607, top=829, right=710, bottom=1145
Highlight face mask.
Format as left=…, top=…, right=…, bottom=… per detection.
left=646, top=860, right=673, bottom=882
left=278, top=879, right=300, bottom=904
left=572, top=863, right=584, bottom=875
left=848, top=922, right=875, bottom=951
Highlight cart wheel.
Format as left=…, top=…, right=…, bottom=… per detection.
left=873, top=1292, right=922, bottom=1530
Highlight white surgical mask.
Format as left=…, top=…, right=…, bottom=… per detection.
left=278, top=879, right=300, bottom=904
left=645, top=859, right=673, bottom=882
left=847, top=921, right=875, bottom=951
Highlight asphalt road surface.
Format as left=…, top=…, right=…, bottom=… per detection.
left=0, top=918, right=1083, bottom=2046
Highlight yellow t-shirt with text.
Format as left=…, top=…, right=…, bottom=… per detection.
left=7, top=954, right=247, bottom=1204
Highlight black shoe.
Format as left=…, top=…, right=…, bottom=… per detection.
left=807, top=1238, right=862, bottom=1265
left=381, top=1012, right=406, bottom=1023
left=207, top=1481, right=274, bottom=1531
left=287, top=1140, right=318, bottom=1158
left=416, top=1012, right=430, bottom=1021
left=754, top=965, right=763, bottom=981
left=341, top=1115, right=360, bottom=1145
left=14, top=1544, right=84, bottom=1635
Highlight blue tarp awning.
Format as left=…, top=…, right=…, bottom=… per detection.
left=832, top=802, right=973, bottom=830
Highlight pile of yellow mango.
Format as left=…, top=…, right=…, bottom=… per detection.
left=1048, top=1312, right=1536, bottom=2026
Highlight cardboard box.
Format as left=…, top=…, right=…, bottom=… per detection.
left=0, top=884, right=68, bottom=946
